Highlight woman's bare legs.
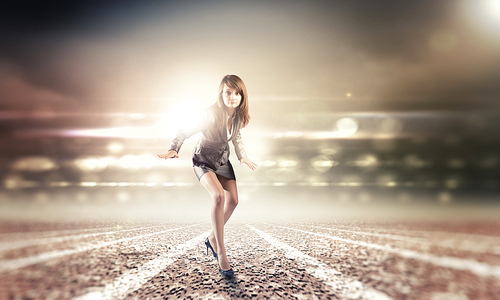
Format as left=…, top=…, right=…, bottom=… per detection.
left=207, top=175, right=238, bottom=254
left=200, top=172, right=238, bottom=271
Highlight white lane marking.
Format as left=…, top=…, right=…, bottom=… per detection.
left=0, top=225, right=127, bottom=240
left=245, top=223, right=392, bottom=300
left=0, top=225, right=167, bottom=252
left=309, top=225, right=500, bottom=255
left=313, top=225, right=428, bottom=243
left=262, top=222, right=500, bottom=279
left=0, top=224, right=203, bottom=273
left=353, top=227, right=500, bottom=255
left=72, top=230, right=210, bottom=300
left=327, top=224, right=500, bottom=243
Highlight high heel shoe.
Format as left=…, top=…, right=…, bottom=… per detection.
left=217, top=256, right=234, bottom=277
left=205, top=237, right=218, bottom=259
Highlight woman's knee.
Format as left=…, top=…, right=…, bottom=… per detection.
left=212, top=190, right=225, bottom=207
left=228, top=195, right=238, bottom=207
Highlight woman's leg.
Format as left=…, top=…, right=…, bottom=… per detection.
left=207, top=175, right=238, bottom=254
left=199, top=172, right=233, bottom=271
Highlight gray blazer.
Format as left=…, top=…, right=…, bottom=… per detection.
left=169, top=106, right=247, bottom=170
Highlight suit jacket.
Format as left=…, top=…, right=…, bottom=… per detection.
left=169, top=106, right=247, bottom=170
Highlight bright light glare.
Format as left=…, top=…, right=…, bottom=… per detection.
left=74, top=156, right=108, bottom=173
left=66, top=126, right=159, bottom=139
left=485, top=0, right=500, bottom=17
left=108, top=142, right=123, bottom=154
left=128, top=113, right=146, bottom=120
left=284, top=131, right=304, bottom=138
left=118, top=155, right=157, bottom=171
left=336, top=117, right=359, bottom=137
left=119, top=155, right=141, bottom=171
left=468, top=0, right=500, bottom=37
left=157, top=100, right=203, bottom=138
left=137, top=154, right=156, bottom=170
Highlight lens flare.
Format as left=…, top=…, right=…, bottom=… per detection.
left=336, top=118, right=359, bottom=137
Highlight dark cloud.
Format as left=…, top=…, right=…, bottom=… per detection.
left=1, top=0, right=499, bottom=113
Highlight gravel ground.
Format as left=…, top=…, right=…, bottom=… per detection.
left=1, top=219, right=499, bottom=299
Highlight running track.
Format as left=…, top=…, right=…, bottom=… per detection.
left=1, top=220, right=499, bottom=299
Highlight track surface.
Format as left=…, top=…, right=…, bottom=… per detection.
left=1, top=219, right=500, bottom=299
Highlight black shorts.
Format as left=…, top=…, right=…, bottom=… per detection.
left=193, top=160, right=236, bottom=181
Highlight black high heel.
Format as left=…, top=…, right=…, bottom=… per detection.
left=217, top=255, right=234, bottom=277
left=205, top=237, right=218, bottom=259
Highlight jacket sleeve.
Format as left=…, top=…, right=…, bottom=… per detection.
left=169, top=111, right=211, bottom=153
left=232, top=130, right=248, bottom=161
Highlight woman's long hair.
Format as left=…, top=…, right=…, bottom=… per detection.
left=212, top=74, right=250, bottom=128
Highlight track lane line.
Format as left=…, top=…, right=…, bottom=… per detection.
left=0, top=224, right=204, bottom=273
left=0, top=225, right=129, bottom=240
left=327, top=224, right=500, bottom=243
left=0, top=224, right=170, bottom=252
left=245, top=223, right=392, bottom=300
left=72, top=230, right=211, bottom=300
left=262, top=222, right=500, bottom=279
left=308, top=225, right=500, bottom=255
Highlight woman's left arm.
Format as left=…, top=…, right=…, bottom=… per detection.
left=232, top=131, right=257, bottom=171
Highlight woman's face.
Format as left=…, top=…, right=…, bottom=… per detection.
left=222, top=84, right=242, bottom=109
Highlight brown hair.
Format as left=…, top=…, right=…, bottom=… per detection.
left=212, top=74, right=250, bottom=128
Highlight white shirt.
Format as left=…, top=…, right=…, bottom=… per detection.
left=226, top=113, right=235, bottom=139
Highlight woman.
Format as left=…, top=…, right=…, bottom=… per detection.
left=158, top=75, right=257, bottom=276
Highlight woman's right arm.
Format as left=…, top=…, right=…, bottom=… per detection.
left=157, top=149, right=179, bottom=160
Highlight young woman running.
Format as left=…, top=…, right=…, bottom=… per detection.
left=158, top=74, right=257, bottom=276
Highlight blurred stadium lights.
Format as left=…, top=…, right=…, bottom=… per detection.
left=347, top=154, right=379, bottom=168
left=2, top=110, right=500, bottom=198
left=438, top=191, right=453, bottom=204
left=118, top=155, right=139, bottom=171
left=447, top=158, right=467, bottom=169
left=4, top=175, right=38, bottom=189
left=74, top=156, right=108, bottom=173
left=48, top=181, right=71, bottom=187
left=311, top=182, right=329, bottom=187
left=403, top=155, right=429, bottom=169
left=277, top=159, right=298, bottom=168
left=310, top=155, right=338, bottom=173
left=376, top=173, right=398, bottom=187
left=107, top=142, right=124, bottom=154
left=335, top=117, right=359, bottom=137
left=320, top=148, right=338, bottom=156
left=10, top=156, right=58, bottom=172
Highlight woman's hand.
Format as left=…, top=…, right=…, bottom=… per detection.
left=240, top=157, right=257, bottom=171
left=157, top=150, right=179, bottom=160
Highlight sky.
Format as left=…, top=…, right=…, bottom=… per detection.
left=1, top=0, right=500, bottom=114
